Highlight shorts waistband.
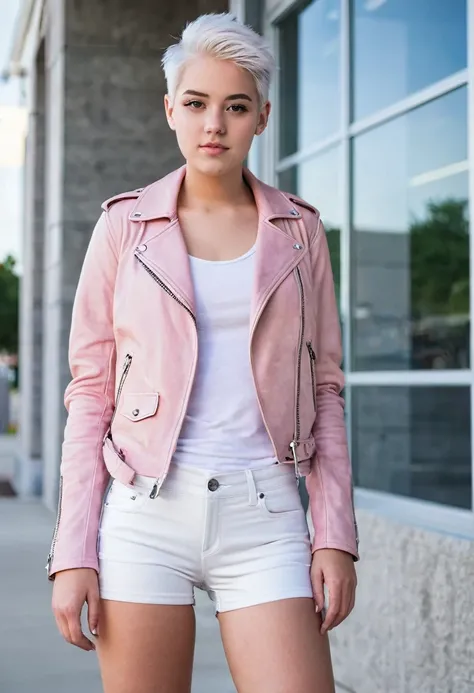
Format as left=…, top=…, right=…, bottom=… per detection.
left=130, top=462, right=298, bottom=499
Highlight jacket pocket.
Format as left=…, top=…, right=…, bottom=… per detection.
left=306, top=341, right=317, bottom=411
left=120, top=393, right=160, bottom=422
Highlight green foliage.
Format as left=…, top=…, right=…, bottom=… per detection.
left=0, top=255, right=19, bottom=354
left=410, top=199, right=469, bottom=318
left=324, top=198, right=469, bottom=320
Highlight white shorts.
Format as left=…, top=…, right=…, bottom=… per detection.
left=98, top=462, right=313, bottom=613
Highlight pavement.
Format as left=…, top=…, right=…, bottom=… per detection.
left=0, top=435, right=235, bottom=693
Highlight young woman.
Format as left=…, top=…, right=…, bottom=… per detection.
left=49, top=13, right=358, bottom=693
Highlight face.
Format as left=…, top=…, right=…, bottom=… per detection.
left=164, top=55, right=271, bottom=177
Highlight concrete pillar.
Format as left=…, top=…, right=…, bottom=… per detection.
left=36, top=0, right=227, bottom=510
left=16, top=40, right=46, bottom=497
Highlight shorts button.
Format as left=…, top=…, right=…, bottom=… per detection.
left=208, top=478, right=219, bottom=492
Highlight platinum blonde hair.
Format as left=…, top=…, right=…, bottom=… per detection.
left=162, top=13, right=275, bottom=106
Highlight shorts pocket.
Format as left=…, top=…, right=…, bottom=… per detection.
left=104, top=479, right=149, bottom=514
left=257, top=483, right=303, bottom=517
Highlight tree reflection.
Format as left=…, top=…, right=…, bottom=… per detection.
left=327, top=198, right=469, bottom=370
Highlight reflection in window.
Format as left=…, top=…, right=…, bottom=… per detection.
left=352, top=386, right=471, bottom=509
left=279, top=0, right=340, bottom=157
left=278, top=148, right=341, bottom=302
left=351, top=0, right=467, bottom=120
left=351, top=88, right=469, bottom=371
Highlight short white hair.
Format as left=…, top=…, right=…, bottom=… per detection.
left=162, top=13, right=275, bottom=105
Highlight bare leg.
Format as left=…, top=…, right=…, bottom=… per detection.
left=96, top=600, right=196, bottom=693
left=218, top=598, right=335, bottom=693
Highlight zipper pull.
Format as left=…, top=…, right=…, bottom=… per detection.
left=149, top=478, right=162, bottom=499
left=289, top=440, right=301, bottom=485
left=307, top=342, right=316, bottom=360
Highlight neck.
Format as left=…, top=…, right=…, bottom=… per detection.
left=180, top=165, right=252, bottom=210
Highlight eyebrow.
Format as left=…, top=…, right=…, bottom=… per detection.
left=182, top=90, right=253, bottom=102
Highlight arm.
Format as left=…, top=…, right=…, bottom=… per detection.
left=306, top=217, right=359, bottom=561
left=47, top=211, right=118, bottom=578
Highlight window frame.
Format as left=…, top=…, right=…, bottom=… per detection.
left=258, top=0, right=474, bottom=534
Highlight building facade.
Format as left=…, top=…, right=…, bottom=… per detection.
left=6, top=0, right=474, bottom=691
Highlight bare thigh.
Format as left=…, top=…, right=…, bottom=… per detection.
left=218, top=598, right=335, bottom=693
left=96, top=600, right=196, bottom=693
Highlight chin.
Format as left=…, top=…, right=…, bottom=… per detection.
left=189, top=156, right=240, bottom=177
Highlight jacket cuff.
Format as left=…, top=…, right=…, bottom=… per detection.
left=47, top=555, right=99, bottom=581
left=311, top=541, right=359, bottom=562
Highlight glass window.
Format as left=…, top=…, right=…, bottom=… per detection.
left=278, top=147, right=341, bottom=301
left=351, top=88, right=469, bottom=371
left=352, top=386, right=471, bottom=509
left=279, top=0, right=341, bottom=158
left=351, top=0, right=467, bottom=121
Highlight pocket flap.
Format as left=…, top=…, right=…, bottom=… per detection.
left=121, top=393, right=159, bottom=422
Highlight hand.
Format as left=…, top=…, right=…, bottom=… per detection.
left=52, top=568, right=100, bottom=651
left=310, top=548, right=357, bottom=636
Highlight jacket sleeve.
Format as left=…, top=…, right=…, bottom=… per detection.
left=47, top=211, right=118, bottom=579
left=305, top=216, right=359, bottom=561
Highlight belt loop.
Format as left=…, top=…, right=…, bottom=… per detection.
left=245, top=469, right=258, bottom=506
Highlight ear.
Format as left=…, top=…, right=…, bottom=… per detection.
left=255, top=101, right=271, bottom=136
left=164, top=94, right=176, bottom=131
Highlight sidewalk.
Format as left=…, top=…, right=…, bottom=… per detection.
left=0, top=436, right=235, bottom=693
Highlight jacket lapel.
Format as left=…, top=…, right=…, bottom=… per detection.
left=245, top=169, right=309, bottom=333
left=129, top=165, right=307, bottom=323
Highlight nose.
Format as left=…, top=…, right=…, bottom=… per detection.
left=204, top=106, right=226, bottom=135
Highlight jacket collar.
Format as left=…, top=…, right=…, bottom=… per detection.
left=128, top=165, right=302, bottom=223
left=132, top=165, right=307, bottom=326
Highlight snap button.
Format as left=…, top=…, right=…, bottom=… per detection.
left=208, top=478, right=220, bottom=492
left=133, top=212, right=142, bottom=217
left=290, top=209, right=299, bottom=216
left=137, top=244, right=147, bottom=252
left=135, top=188, right=144, bottom=192
left=132, top=408, right=140, bottom=417
left=293, top=243, right=303, bottom=250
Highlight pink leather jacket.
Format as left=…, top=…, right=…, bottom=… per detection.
left=46, top=165, right=359, bottom=579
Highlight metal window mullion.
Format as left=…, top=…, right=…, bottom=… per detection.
left=276, top=131, right=344, bottom=172
left=261, top=14, right=280, bottom=186
left=349, top=69, right=468, bottom=138
left=468, top=0, right=474, bottom=512
left=347, top=370, right=472, bottom=387
left=340, top=0, right=352, bottom=455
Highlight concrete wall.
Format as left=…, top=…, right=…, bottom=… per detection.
left=16, top=40, right=45, bottom=496
left=331, top=511, right=474, bottom=693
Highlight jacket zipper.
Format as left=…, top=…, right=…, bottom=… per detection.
left=134, top=248, right=197, bottom=499
left=134, top=251, right=196, bottom=325
left=45, top=474, right=64, bottom=577
left=307, top=341, right=317, bottom=411
left=109, top=353, right=133, bottom=430
left=290, top=266, right=305, bottom=479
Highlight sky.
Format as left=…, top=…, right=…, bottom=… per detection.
left=0, top=0, right=24, bottom=268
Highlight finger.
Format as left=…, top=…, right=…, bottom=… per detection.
left=54, top=610, right=73, bottom=645
left=67, top=613, right=95, bottom=651
left=311, top=569, right=325, bottom=614
left=329, top=583, right=353, bottom=630
left=320, top=584, right=342, bottom=635
left=87, top=586, right=101, bottom=637
left=330, top=580, right=358, bottom=631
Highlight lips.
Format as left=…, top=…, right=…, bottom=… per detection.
left=200, top=143, right=228, bottom=150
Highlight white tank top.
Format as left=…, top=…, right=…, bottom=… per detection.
left=172, top=243, right=277, bottom=472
